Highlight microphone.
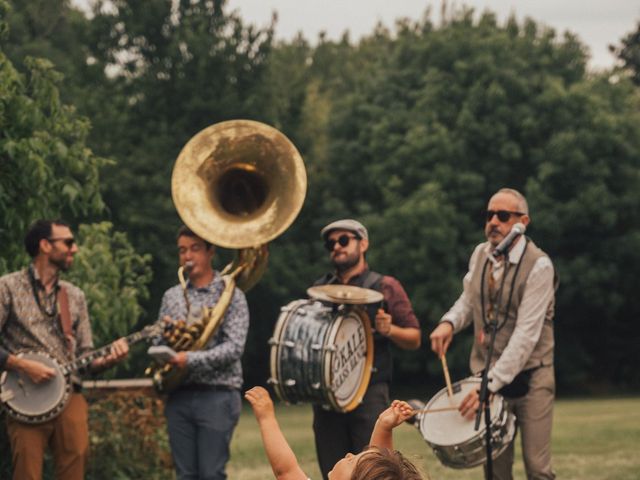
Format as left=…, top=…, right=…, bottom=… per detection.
left=492, top=223, right=526, bottom=258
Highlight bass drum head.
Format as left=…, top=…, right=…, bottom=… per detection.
left=324, top=307, right=373, bottom=412
left=4, top=351, right=68, bottom=419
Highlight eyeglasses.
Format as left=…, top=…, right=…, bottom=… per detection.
left=47, top=237, right=76, bottom=248
left=485, top=210, right=525, bottom=223
left=324, top=234, right=359, bottom=252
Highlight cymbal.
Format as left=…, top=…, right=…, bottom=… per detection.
left=307, top=285, right=384, bottom=305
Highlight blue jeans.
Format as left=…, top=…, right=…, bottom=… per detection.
left=165, top=388, right=241, bottom=480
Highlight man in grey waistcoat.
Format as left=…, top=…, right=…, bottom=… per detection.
left=430, top=188, right=557, bottom=480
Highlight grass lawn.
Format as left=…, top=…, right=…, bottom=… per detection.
left=228, top=396, right=640, bottom=479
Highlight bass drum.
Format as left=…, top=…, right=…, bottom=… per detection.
left=268, top=299, right=373, bottom=412
left=418, top=377, right=516, bottom=469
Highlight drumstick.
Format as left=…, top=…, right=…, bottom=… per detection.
left=411, top=405, right=459, bottom=415
left=440, top=354, right=454, bottom=398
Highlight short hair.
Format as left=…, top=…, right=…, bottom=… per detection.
left=176, top=225, right=213, bottom=250
left=496, top=188, right=529, bottom=215
left=351, top=446, right=423, bottom=480
left=24, top=219, right=71, bottom=258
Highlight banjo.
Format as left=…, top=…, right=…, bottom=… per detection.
left=0, top=324, right=161, bottom=424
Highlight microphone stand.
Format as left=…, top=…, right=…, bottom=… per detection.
left=475, top=251, right=510, bottom=480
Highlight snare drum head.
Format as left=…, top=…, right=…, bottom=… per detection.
left=325, top=308, right=373, bottom=411
left=420, top=378, right=502, bottom=445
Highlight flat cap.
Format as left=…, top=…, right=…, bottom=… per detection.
left=320, top=219, right=368, bottom=241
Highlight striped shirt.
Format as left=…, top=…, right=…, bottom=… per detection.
left=158, top=272, right=249, bottom=390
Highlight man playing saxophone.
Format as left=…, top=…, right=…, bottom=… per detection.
left=158, top=225, right=249, bottom=480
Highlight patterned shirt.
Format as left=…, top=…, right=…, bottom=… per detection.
left=158, top=271, right=249, bottom=390
left=0, top=266, right=94, bottom=369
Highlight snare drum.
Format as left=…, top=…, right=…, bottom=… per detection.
left=268, top=299, right=373, bottom=412
left=418, top=377, right=516, bottom=469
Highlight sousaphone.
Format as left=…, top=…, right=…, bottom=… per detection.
left=147, top=120, right=307, bottom=392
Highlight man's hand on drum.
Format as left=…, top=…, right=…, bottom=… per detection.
left=374, top=309, right=392, bottom=336
left=429, top=321, right=453, bottom=358
left=459, top=388, right=494, bottom=420
left=245, top=386, right=275, bottom=423
left=7, top=355, right=56, bottom=383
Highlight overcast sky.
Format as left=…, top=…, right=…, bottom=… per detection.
left=227, top=0, right=639, bottom=70
left=75, top=1, right=640, bottom=70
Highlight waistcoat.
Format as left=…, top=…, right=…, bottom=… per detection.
left=468, top=239, right=555, bottom=374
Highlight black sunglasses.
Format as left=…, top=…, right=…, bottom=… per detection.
left=485, top=210, right=525, bottom=223
left=47, top=237, right=76, bottom=248
left=324, top=234, right=359, bottom=252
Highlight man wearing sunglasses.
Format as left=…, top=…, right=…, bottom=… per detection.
left=430, top=188, right=557, bottom=479
left=311, top=219, right=421, bottom=479
left=0, top=219, right=129, bottom=480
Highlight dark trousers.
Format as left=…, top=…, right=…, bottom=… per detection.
left=312, top=382, right=389, bottom=479
left=165, top=388, right=241, bottom=480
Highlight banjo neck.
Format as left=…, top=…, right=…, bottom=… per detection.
left=65, top=325, right=159, bottom=375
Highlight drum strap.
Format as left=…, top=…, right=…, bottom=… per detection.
left=57, top=287, right=74, bottom=352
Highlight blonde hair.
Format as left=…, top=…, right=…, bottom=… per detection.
left=351, top=446, right=423, bottom=480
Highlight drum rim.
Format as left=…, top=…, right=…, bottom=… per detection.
left=269, top=299, right=311, bottom=403
left=419, top=377, right=505, bottom=446
left=324, top=305, right=373, bottom=413
left=1, top=350, right=72, bottom=423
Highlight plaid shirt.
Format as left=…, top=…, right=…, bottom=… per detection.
left=0, top=266, right=93, bottom=369
left=158, top=272, right=249, bottom=390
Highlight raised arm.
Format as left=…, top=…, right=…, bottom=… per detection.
left=369, top=400, right=415, bottom=450
left=245, top=387, right=307, bottom=480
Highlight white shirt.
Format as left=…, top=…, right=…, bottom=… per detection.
left=441, top=237, right=555, bottom=392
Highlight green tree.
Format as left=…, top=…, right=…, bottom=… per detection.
left=610, top=20, right=640, bottom=85
left=79, top=0, right=277, bottom=308
left=0, top=4, right=106, bottom=272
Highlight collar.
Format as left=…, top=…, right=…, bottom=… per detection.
left=186, top=271, right=221, bottom=291
left=28, top=263, right=59, bottom=291
left=484, top=236, right=527, bottom=266
left=332, top=264, right=369, bottom=285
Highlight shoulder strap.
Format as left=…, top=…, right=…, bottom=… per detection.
left=57, top=287, right=74, bottom=352
left=361, top=270, right=383, bottom=291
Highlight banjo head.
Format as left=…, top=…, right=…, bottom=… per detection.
left=0, top=351, right=70, bottom=423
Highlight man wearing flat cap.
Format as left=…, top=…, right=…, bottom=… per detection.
left=311, top=219, right=421, bottom=479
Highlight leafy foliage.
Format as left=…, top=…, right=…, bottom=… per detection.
left=64, top=222, right=153, bottom=375
left=0, top=51, right=107, bottom=272
left=2, top=1, right=640, bottom=395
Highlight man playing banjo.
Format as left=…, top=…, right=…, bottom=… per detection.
left=0, top=219, right=129, bottom=480
left=311, top=219, right=422, bottom=480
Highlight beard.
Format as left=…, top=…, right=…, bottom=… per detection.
left=332, top=250, right=360, bottom=273
left=49, top=255, right=72, bottom=272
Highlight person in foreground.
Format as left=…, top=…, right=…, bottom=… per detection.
left=430, top=188, right=557, bottom=479
left=245, top=386, right=423, bottom=480
left=0, top=219, right=129, bottom=480
left=313, top=219, right=421, bottom=479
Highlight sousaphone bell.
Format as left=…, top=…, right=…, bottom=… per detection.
left=147, top=120, right=307, bottom=392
